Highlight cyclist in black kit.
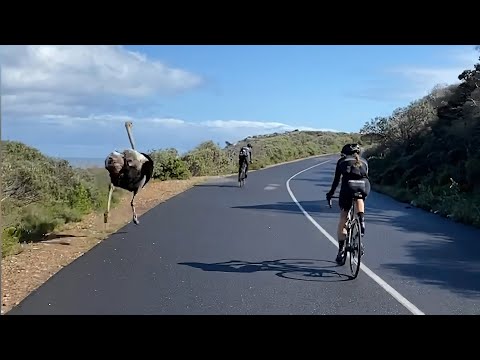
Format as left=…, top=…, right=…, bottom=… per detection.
left=238, top=143, right=252, bottom=180
left=326, top=143, right=370, bottom=264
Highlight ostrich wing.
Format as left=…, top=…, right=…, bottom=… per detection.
left=123, top=149, right=149, bottom=171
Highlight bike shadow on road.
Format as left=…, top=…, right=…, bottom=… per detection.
left=179, top=258, right=352, bottom=282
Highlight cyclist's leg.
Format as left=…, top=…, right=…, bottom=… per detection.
left=355, top=179, right=370, bottom=235
left=337, top=210, right=349, bottom=242
left=245, top=158, right=249, bottom=178
left=336, top=189, right=352, bottom=263
left=238, top=157, right=243, bottom=180
left=355, top=198, right=365, bottom=233
left=338, top=188, right=353, bottom=239
left=355, top=198, right=364, bottom=212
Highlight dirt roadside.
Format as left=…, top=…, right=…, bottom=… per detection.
left=1, top=176, right=210, bottom=314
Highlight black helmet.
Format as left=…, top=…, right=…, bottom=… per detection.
left=341, top=143, right=361, bottom=156
left=247, top=143, right=252, bottom=148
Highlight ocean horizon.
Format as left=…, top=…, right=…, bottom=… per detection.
left=63, top=157, right=105, bottom=169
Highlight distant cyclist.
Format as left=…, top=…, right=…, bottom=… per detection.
left=238, top=143, right=253, bottom=180
left=326, top=143, right=370, bottom=264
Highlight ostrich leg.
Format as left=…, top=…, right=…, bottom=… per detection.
left=131, top=176, right=147, bottom=225
left=104, top=183, right=115, bottom=226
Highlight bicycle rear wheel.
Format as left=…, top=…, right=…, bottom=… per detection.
left=348, top=219, right=362, bottom=278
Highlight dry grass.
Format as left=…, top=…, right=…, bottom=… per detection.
left=1, top=177, right=209, bottom=314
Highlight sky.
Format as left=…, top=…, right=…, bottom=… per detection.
left=1, top=45, right=479, bottom=159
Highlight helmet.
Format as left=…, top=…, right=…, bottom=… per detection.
left=247, top=143, right=252, bottom=148
left=341, top=143, right=361, bottom=156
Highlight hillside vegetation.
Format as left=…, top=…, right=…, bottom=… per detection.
left=1, top=141, right=127, bottom=257
left=361, top=47, right=480, bottom=227
left=148, top=130, right=360, bottom=179
left=2, top=130, right=359, bottom=257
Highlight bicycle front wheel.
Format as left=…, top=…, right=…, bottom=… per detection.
left=348, top=219, right=362, bottom=278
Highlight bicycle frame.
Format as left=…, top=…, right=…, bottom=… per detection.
left=328, top=194, right=363, bottom=278
left=346, top=200, right=356, bottom=231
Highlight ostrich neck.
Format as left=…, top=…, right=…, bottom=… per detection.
left=126, top=127, right=136, bottom=150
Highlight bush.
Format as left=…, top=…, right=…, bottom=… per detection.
left=2, top=226, right=22, bottom=256
left=182, top=141, right=236, bottom=176
left=149, top=148, right=191, bottom=180
left=1, top=141, right=122, bottom=257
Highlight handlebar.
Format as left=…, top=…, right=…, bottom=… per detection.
left=327, top=195, right=338, bottom=208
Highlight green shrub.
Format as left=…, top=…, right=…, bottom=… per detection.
left=182, top=141, right=236, bottom=176
left=1, top=141, right=124, bottom=257
left=2, top=226, right=22, bottom=257
left=149, top=148, right=192, bottom=180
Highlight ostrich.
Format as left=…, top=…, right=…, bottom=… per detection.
left=104, top=121, right=154, bottom=225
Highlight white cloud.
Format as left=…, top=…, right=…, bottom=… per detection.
left=349, top=46, right=479, bottom=102
left=199, top=120, right=318, bottom=131
left=20, top=116, right=338, bottom=157
left=388, top=67, right=463, bottom=97
left=197, top=120, right=337, bottom=134
left=149, top=118, right=187, bottom=127
left=36, top=114, right=337, bottom=133
left=0, top=45, right=203, bottom=119
left=387, top=46, right=479, bottom=99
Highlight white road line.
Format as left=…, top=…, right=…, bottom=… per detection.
left=285, top=159, right=425, bottom=316
left=264, top=184, right=281, bottom=191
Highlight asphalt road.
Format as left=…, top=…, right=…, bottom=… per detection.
left=7, top=155, right=480, bottom=315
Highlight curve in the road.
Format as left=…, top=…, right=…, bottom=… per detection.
left=285, top=160, right=425, bottom=315
left=7, top=153, right=480, bottom=315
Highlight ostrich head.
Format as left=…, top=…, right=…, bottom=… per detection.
left=124, top=121, right=136, bottom=150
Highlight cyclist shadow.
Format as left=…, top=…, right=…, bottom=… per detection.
left=179, top=258, right=352, bottom=282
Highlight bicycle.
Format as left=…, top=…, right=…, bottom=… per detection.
left=328, top=194, right=364, bottom=279
left=238, top=160, right=247, bottom=187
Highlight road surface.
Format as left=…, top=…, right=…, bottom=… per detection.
left=7, top=155, right=480, bottom=315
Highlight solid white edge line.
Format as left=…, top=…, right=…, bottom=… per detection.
left=285, top=159, right=425, bottom=316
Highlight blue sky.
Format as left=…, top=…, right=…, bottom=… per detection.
left=1, top=45, right=478, bottom=158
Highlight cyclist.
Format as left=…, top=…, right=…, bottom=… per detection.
left=326, top=143, right=370, bottom=264
left=238, top=143, right=253, bottom=180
